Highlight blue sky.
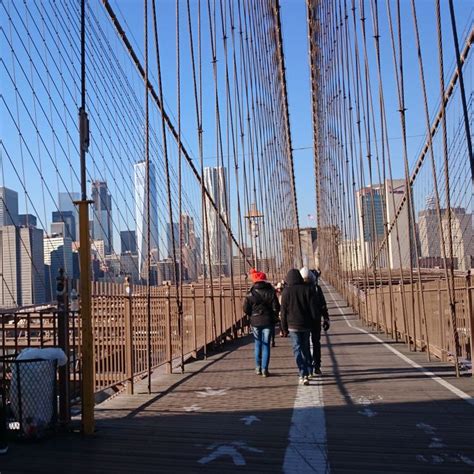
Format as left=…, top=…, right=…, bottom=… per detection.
left=1, top=0, right=472, bottom=256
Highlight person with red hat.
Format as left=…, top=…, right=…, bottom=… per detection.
left=243, top=269, right=280, bottom=377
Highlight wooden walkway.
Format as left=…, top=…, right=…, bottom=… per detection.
left=2, top=283, right=474, bottom=473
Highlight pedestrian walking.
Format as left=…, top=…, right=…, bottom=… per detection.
left=300, top=267, right=330, bottom=376
left=280, top=269, right=321, bottom=385
left=243, top=269, right=280, bottom=377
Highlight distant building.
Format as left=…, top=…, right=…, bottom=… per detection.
left=52, top=210, right=76, bottom=241
left=419, top=206, right=473, bottom=271
left=180, top=214, right=201, bottom=281
left=44, top=235, right=73, bottom=301
left=166, top=222, right=180, bottom=259
left=134, top=161, right=159, bottom=280
left=204, top=167, right=230, bottom=276
left=0, top=187, right=18, bottom=227
left=0, top=226, right=20, bottom=307
left=58, top=192, right=80, bottom=241
left=18, top=214, right=37, bottom=228
left=120, top=252, right=140, bottom=284
left=120, top=230, right=137, bottom=255
left=0, top=225, right=44, bottom=308
left=91, top=181, right=113, bottom=254
left=356, top=179, right=411, bottom=270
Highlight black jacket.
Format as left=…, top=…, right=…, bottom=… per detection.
left=243, top=281, right=280, bottom=328
left=280, top=269, right=327, bottom=332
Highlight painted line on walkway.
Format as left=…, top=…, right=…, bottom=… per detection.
left=324, top=283, right=474, bottom=407
left=283, top=375, right=330, bottom=473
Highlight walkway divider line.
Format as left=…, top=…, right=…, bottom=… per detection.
left=323, top=283, right=474, bottom=407
left=283, top=375, right=330, bottom=474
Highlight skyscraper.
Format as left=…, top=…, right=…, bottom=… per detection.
left=356, top=179, right=410, bottom=270
left=18, top=214, right=37, bottom=228
left=166, top=222, right=180, bottom=259
left=52, top=210, right=76, bottom=241
left=0, top=225, right=44, bottom=307
left=0, top=226, right=20, bottom=307
left=134, top=161, right=159, bottom=280
left=120, top=230, right=137, bottom=255
left=58, top=192, right=80, bottom=241
left=0, top=187, right=18, bottom=227
left=91, top=181, right=113, bottom=255
left=203, top=167, right=230, bottom=276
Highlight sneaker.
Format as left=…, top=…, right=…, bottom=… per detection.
left=262, top=369, right=270, bottom=377
left=308, top=372, right=314, bottom=379
left=255, top=367, right=262, bottom=375
left=271, top=342, right=276, bottom=347
left=313, top=367, right=322, bottom=376
left=0, top=445, right=8, bottom=455
left=299, top=377, right=309, bottom=386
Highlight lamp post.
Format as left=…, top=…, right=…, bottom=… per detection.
left=245, top=203, right=264, bottom=269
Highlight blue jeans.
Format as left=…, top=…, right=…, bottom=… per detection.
left=252, top=326, right=272, bottom=371
left=289, top=330, right=312, bottom=377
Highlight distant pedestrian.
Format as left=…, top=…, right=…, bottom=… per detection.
left=243, top=269, right=280, bottom=377
left=300, top=266, right=330, bottom=376
left=280, top=269, right=321, bottom=385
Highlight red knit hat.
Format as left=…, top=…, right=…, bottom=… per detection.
left=249, top=268, right=266, bottom=283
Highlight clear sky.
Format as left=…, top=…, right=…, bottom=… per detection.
left=1, top=0, right=472, bottom=252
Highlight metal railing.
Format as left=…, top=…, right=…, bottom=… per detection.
left=328, top=271, right=473, bottom=370
left=0, top=278, right=249, bottom=418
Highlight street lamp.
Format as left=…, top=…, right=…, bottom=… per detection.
left=245, top=203, right=264, bottom=269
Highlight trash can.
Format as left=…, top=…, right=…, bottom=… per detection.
left=1, top=348, right=66, bottom=440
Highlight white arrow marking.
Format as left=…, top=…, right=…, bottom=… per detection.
left=183, top=404, right=201, bottom=412
left=196, top=387, right=228, bottom=398
left=198, top=441, right=263, bottom=466
left=240, top=415, right=261, bottom=426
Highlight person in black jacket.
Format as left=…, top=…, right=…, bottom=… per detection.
left=280, top=269, right=321, bottom=385
left=300, top=267, right=330, bottom=376
left=243, top=269, right=280, bottom=377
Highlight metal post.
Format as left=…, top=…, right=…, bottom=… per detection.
left=124, top=277, right=134, bottom=395
left=465, top=271, right=473, bottom=367
left=56, top=268, right=70, bottom=427
left=166, top=283, right=172, bottom=374
left=191, top=285, right=197, bottom=357
left=77, top=0, right=94, bottom=436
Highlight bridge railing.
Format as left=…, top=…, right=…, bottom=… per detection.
left=331, top=272, right=473, bottom=369
left=0, top=280, right=249, bottom=416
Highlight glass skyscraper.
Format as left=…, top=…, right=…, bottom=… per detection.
left=134, top=161, right=159, bottom=280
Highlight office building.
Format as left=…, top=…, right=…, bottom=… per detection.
left=134, top=161, right=159, bottom=280
left=203, top=167, right=230, bottom=276
left=91, top=181, right=113, bottom=254
left=120, top=230, right=137, bottom=255
left=0, top=225, right=44, bottom=308
left=419, top=205, right=473, bottom=271
left=18, top=214, right=37, bottom=228
left=44, top=235, right=73, bottom=301
left=356, top=179, right=411, bottom=270
left=58, top=192, right=80, bottom=240
left=0, top=187, right=18, bottom=227
left=52, top=210, right=76, bottom=241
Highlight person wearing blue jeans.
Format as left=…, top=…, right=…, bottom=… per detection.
left=289, top=330, right=312, bottom=380
left=243, top=269, right=280, bottom=377
left=252, top=326, right=272, bottom=375
left=281, top=268, right=326, bottom=385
